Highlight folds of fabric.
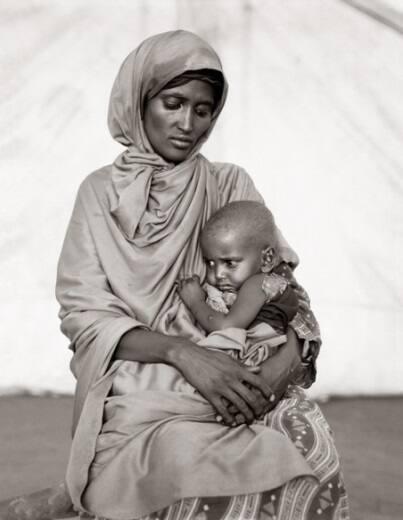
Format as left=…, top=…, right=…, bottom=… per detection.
left=56, top=29, right=314, bottom=519
left=197, top=324, right=286, bottom=367
left=83, top=383, right=314, bottom=519
left=257, top=285, right=299, bottom=334
left=58, top=162, right=298, bottom=516
left=107, top=30, right=228, bottom=242
left=75, top=322, right=314, bottom=519
left=57, top=160, right=296, bottom=426
left=137, top=386, right=349, bottom=520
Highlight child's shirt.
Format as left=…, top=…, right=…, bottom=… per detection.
left=205, top=271, right=299, bottom=335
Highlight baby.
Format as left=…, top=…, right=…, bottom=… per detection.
left=177, top=200, right=299, bottom=367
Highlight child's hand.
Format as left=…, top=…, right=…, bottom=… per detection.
left=177, top=275, right=206, bottom=307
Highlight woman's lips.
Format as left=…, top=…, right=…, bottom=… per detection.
left=169, top=137, right=193, bottom=149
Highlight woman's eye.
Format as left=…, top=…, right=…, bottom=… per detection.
left=164, top=100, right=181, bottom=110
left=195, top=107, right=212, bottom=118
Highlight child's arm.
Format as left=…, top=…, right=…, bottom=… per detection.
left=177, top=274, right=267, bottom=333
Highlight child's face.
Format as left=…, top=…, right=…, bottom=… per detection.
left=201, top=231, right=262, bottom=292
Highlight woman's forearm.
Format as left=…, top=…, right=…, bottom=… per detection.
left=114, top=326, right=276, bottom=426
left=114, top=328, right=188, bottom=367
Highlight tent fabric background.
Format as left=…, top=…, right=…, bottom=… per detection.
left=1, top=0, right=403, bottom=397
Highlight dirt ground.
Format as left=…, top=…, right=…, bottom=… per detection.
left=0, top=396, right=402, bottom=519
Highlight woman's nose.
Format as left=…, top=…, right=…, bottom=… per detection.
left=178, top=107, right=193, bottom=133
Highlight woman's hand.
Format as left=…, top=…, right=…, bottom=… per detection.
left=115, top=328, right=274, bottom=426
left=226, top=327, right=302, bottom=421
left=171, top=339, right=275, bottom=426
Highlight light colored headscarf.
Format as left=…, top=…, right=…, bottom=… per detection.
left=107, top=30, right=228, bottom=242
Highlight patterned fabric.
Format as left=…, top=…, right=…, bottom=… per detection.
left=273, top=263, right=321, bottom=388
left=204, top=283, right=232, bottom=313
left=87, top=388, right=348, bottom=520
left=137, top=388, right=349, bottom=520
left=260, top=272, right=289, bottom=301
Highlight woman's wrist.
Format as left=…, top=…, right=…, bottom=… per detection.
left=165, top=335, right=194, bottom=369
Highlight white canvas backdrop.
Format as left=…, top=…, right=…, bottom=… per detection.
left=1, top=0, right=402, bottom=397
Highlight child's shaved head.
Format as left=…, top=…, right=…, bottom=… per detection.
left=201, top=201, right=278, bottom=249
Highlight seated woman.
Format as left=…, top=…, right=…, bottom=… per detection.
left=56, top=30, right=349, bottom=520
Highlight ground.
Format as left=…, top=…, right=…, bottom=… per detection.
left=0, top=396, right=402, bottom=519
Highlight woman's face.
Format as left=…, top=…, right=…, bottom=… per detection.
left=144, top=79, right=215, bottom=163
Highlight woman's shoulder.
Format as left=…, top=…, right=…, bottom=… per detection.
left=76, top=165, right=113, bottom=198
left=209, top=161, right=251, bottom=190
left=210, top=161, right=249, bottom=179
left=210, top=161, right=263, bottom=204
left=80, top=165, right=112, bottom=189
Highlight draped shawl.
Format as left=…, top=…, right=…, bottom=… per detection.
left=56, top=30, right=308, bottom=519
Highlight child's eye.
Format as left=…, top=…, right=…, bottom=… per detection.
left=206, top=260, right=215, bottom=268
left=226, top=261, right=236, bottom=268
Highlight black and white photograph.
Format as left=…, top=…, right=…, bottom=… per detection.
left=1, top=1, right=402, bottom=519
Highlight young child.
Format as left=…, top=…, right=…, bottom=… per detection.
left=177, top=200, right=299, bottom=367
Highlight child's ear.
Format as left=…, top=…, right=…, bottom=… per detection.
left=261, top=247, right=276, bottom=273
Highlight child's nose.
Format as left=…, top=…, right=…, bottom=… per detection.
left=215, top=265, right=226, bottom=280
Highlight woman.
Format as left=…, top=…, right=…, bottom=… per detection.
left=57, top=30, right=349, bottom=519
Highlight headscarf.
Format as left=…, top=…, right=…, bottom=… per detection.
left=161, top=69, right=224, bottom=110
left=107, top=30, right=228, bottom=242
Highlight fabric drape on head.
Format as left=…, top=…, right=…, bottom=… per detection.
left=162, top=69, right=224, bottom=109
left=107, top=30, right=228, bottom=241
